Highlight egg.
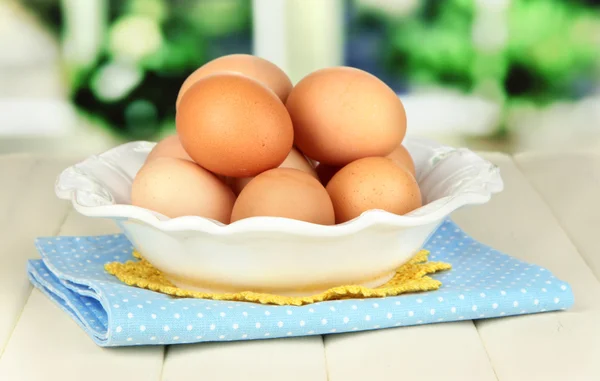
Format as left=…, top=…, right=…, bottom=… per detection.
left=176, top=54, right=293, bottom=108
left=145, top=134, right=192, bottom=163
left=131, top=157, right=235, bottom=223
left=230, top=168, right=335, bottom=225
left=176, top=73, right=294, bottom=178
left=285, top=66, right=407, bottom=166
left=230, top=147, right=317, bottom=195
left=386, top=144, right=416, bottom=177
left=326, top=157, right=422, bottom=224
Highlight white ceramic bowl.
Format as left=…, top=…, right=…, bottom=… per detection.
left=55, top=137, right=503, bottom=296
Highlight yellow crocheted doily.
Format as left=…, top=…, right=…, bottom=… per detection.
left=105, top=250, right=451, bottom=306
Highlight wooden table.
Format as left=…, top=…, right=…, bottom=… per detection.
left=0, top=151, right=598, bottom=381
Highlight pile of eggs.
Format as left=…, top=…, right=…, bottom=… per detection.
left=131, top=54, right=422, bottom=226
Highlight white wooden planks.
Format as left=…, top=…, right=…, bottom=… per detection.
left=0, top=291, right=162, bottom=381
left=0, top=155, right=36, bottom=352
left=0, top=157, right=164, bottom=381
left=161, top=337, right=328, bottom=381
left=452, top=153, right=600, bottom=381
left=325, top=322, right=498, bottom=381
left=0, top=158, right=73, bottom=353
left=514, top=152, right=600, bottom=281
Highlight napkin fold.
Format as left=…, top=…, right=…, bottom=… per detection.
left=27, top=219, right=574, bottom=347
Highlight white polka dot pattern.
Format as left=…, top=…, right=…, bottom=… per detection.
left=27, top=219, right=574, bottom=347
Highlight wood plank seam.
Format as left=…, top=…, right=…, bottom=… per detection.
left=159, top=345, right=169, bottom=380
left=320, top=336, right=331, bottom=381
left=511, top=158, right=600, bottom=285
left=474, top=324, right=501, bottom=381
left=0, top=300, right=28, bottom=361
left=0, top=157, right=41, bottom=357
left=0, top=202, right=71, bottom=360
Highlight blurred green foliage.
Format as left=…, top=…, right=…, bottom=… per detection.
left=360, top=0, right=600, bottom=104
left=26, top=0, right=253, bottom=140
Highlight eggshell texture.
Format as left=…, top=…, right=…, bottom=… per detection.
left=326, top=157, right=422, bottom=224
left=230, top=168, right=335, bottom=225
left=386, top=144, right=416, bottom=176
left=230, top=147, right=318, bottom=195
left=176, top=54, right=293, bottom=108
left=176, top=74, right=294, bottom=177
left=145, top=134, right=193, bottom=163
left=131, top=157, right=235, bottom=223
left=285, top=66, right=407, bottom=166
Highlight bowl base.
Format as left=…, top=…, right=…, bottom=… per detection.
left=168, top=271, right=397, bottom=298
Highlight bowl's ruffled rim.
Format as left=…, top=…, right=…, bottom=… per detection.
left=55, top=137, right=503, bottom=237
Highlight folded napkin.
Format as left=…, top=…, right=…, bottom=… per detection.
left=27, top=219, right=574, bottom=347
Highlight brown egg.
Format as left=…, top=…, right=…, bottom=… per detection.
left=315, top=163, right=341, bottom=186
left=230, top=147, right=318, bottom=195
left=176, top=73, right=294, bottom=178
left=386, top=144, right=416, bottom=177
left=176, top=54, right=293, bottom=108
left=285, top=66, right=407, bottom=166
left=145, top=134, right=192, bottom=163
left=230, top=168, right=335, bottom=225
left=326, top=157, right=422, bottom=224
left=131, top=157, right=235, bottom=223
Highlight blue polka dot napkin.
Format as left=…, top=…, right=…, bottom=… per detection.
left=27, top=219, right=574, bottom=347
